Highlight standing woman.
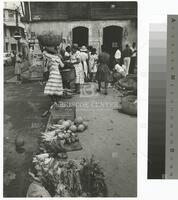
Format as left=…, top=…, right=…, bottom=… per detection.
left=70, top=44, right=84, bottom=94
left=122, top=44, right=132, bottom=75
left=44, top=52, right=64, bottom=104
left=14, top=53, right=22, bottom=82
left=80, top=45, right=89, bottom=82
left=89, top=48, right=98, bottom=82
left=96, top=46, right=110, bottom=95
left=129, top=42, right=137, bottom=74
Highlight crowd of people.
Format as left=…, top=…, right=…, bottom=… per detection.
left=41, top=39, right=137, bottom=103
left=41, top=42, right=100, bottom=104
left=10, top=37, right=137, bottom=104
left=113, top=42, right=137, bottom=82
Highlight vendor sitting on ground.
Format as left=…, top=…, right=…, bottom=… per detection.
left=113, top=60, right=127, bottom=83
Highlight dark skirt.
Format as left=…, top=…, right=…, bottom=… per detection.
left=96, top=63, right=111, bottom=82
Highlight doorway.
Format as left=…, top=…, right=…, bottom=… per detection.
left=103, top=25, right=123, bottom=57
left=72, top=26, right=88, bottom=47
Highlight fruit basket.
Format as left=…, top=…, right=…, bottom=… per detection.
left=118, top=74, right=137, bottom=90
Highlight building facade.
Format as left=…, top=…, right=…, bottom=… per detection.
left=24, top=2, right=137, bottom=55
left=4, top=2, right=27, bottom=53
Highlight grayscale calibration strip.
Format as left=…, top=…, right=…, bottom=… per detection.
left=166, top=15, right=178, bottom=179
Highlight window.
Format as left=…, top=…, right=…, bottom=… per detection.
left=6, top=43, right=8, bottom=52
left=10, top=28, right=14, bottom=37
left=8, top=10, right=14, bottom=18
left=11, top=44, right=17, bottom=51
left=4, top=27, right=7, bottom=37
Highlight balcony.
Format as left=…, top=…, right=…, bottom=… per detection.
left=4, top=36, right=17, bottom=44
left=4, top=21, right=25, bottom=29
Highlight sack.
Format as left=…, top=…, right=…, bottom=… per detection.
left=26, top=181, right=51, bottom=197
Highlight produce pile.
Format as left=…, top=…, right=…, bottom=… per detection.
left=30, top=154, right=107, bottom=197
left=56, top=117, right=88, bottom=133
left=27, top=112, right=107, bottom=197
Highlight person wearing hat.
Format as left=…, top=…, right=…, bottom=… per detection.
left=14, top=52, right=23, bottom=83
left=80, top=45, right=89, bottom=81
left=70, top=44, right=84, bottom=94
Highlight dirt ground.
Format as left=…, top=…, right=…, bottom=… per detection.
left=4, top=81, right=137, bottom=197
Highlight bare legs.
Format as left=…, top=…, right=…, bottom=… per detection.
left=50, top=95, right=61, bottom=104
left=97, top=82, right=108, bottom=95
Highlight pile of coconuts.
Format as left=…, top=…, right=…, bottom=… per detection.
left=57, top=116, right=88, bottom=133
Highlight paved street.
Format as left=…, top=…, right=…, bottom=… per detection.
left=4, top=61, right=30, bottom=81
left=4, top=81, right=137, bottom=197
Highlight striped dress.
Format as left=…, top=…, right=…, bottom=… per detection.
left=44, top=56, right=64, bottom=96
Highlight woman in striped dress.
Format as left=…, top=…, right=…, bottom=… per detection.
left=44, top=52, right=64, bottom=103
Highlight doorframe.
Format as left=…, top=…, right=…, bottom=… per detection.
left=72, top=26, right=89, bottom=46
left=102, top=25, right=123, bottom=51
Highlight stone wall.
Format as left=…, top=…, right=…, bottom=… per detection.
left=26, top=19, right=137, bottom=53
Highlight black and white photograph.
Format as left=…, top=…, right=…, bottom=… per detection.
left=3, top=1, right=137, bottom=197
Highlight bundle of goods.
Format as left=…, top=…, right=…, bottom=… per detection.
left=115, top=74, right=137, bottom=96
left=120, top=95, right=137, bottom=115
left=28, top=155, right=107, bottom=197
left=37, top=32, right=63, bottom=46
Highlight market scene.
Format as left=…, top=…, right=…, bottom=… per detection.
left=4, top=1, right=137, bottom=197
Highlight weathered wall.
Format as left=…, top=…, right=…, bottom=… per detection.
left=26, top=19, right=137, bottom=52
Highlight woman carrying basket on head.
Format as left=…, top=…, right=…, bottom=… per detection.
left=44, top=51, right=64, bottom=104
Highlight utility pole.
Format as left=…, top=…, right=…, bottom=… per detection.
left=14, top=8, right=21, bottom=53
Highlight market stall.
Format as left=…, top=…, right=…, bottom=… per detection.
left=27, top=103, right=107, bottom=197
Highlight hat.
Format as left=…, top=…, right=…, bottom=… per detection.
left=80, top=45, right=87, bottom=52
left=62, top=36, right=67, bottom=40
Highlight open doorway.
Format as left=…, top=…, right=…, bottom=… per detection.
left=103, top=25, right=123, bottom=58
left=72, top=26, right=88, bottom=47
